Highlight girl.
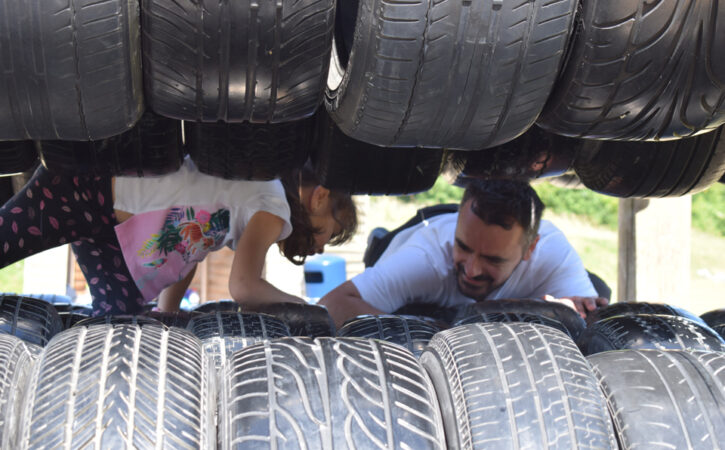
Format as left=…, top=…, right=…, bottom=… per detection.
left=0, top=158, right=357, bottom=316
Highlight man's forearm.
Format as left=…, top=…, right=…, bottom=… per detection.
left=318, top=281, right=384, bottom=328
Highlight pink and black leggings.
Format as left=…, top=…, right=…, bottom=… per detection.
left=0, top=166, right=145, bottom=316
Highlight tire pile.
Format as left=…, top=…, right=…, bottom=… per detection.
left=1, top=0, right=724, bottom=198
left=2, top=294, right=725, bottom=448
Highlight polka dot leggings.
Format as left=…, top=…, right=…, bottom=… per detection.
left=0, top=166, right=145, bottom=316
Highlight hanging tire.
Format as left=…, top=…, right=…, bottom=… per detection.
left=578, top=314, right=725, bottom=356
left=573, top=127, right=725, bottom=197
left=219, top=337, right=445, bottom=448
left=256, top=302, right=336, bottom=337
left=539, top=0, right=725, bottom=141
left=588, top=349, right=725, bottom=448
left=18, top=324, right=214, bottom=449
left=449, top=299, right=587, bottom=341
left=337, top=315, right=441, bottom=358
left=38, top=112, right=185, bottom=177
left=420, top=322, right=616, bottom=449
left=0, top=295, right=63, bottom=347
left=0, top=141, right=37, bottom=176
left=185, top=119, right=311, bottom=180
left=0, top=0, right=143, bottom=140
left=312, top=110, right=444, bottom=194
left=142, top=0, right=334, bottom=123
left=326, top=0, right=577, bottom=150
left=586, top=301, right=706, bottom=327
left=0, top=335, right=40, bottom=449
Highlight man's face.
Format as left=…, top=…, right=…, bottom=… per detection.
left=452, top=200, right=537, bottom=301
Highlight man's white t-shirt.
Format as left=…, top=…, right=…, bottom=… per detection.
left=351, top=213, right=596, bottom=312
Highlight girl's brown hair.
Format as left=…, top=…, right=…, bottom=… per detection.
left=279, top=164, right=357, bottom=265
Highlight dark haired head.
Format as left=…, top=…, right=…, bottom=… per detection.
left=279, top=163, right=358, bottom=265
left=460, top=179, right=544, bottom=247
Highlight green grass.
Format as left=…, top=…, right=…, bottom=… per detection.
left=0, top=260, right=23, bottom=293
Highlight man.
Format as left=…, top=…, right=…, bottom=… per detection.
left=319, top=179, right=608, bottom=327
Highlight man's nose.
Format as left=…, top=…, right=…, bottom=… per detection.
left=465, top=257, right=483, bottom=278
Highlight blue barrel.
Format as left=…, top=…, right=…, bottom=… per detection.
left=304, top=254, right=346, bottom=299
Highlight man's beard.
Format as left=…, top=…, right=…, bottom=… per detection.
left=455, top=263, right=495, bottom=301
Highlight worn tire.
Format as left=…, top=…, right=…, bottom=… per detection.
left=256, top=302, right=336, bottom=337
left=38, top=112, right=185, bottom=177
left=312, top=111, right=444, bottom=194
left=185, top=119, right=311, bottom=180
left=143, top=0, right=334, bottom=123
left=574, top=127, right=725, bottom=197
left=220, top=337, right=445, bottom=449
left=337, top=315, right=441, bottom=358
left=539, top=0, right=725, bottom=140
left=0, top=0, right=143, bottom=140
left=586, top=301, right=705, bottom=327
left=589, top=349, right=725, bottom=449
left=449, top=299, right=587, bottom=341
left=0, top=295, right=63, bottom=347
left=579, top=314, right=725, bottom=355
left=420, top=323, right=616, bottom=449
left=0, top=335, right=40, bottom=449
left=326, top=0, right=577, bottom=149
left=18, top=324, right=214, bottom=449
left=0, top=142, right=37, bottom=176
left=452, top=311, right=571, bottom=338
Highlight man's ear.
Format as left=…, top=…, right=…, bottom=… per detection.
left=522, top=234, right=540, bottom=261
left=310, top=185, right=331, bottom=213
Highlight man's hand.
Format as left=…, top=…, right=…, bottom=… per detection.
left=544, top=295, right=609, bottom=319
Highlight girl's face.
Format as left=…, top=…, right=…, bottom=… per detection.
left=308, top=210, right=340, bottom=255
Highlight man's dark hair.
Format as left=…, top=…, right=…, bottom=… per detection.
left=460, top=179, right=544, bottom=246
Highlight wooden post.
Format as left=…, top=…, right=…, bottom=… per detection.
left=617, top=197, right=691, bottom=303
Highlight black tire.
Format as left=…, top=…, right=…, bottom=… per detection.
left=0, top=0, right=143, bottom=140
left=38, top=112, right=185, bottom=177
left=574, top=128, right=725, bottom=197
left=586, top=301, right=706, bottom=327
left=142, top=310, right=197, bottom=329
left=142, top=0, right=334, bottom=123
left=539, top=0, right=725, bottom=140
left=0, top=295, right=63, bottom=347
left=74, top=314, right=163, bottom=328
left=337, top=315, right=441, bottom=358
left=185, top=119, right=311, bottom=180
left=256, top=302, right=336, bottom=337
left=0, top=335, right=40, bottom=449
left=57, top=312, right=91, bottom=331
left=452, top=311, right=571, bottom=338
left=192, top=300, right=241, bottom=314
left=312, top=110, right=444, bottom=194
left=578, top=314, right=725, bottom=356
left=187, top=311, right=291, bottom=340
left=588, top=349, right=725, bottom=448
left=700, top=308, right=725, bottom=328
left=449, top=299, right=587, bottom=341
left=18, top=324, right=214, bottom=449
left=326, top=0, right=577, bottom=150
left=420, top=322, right=616, bottom=449
left=21, top=293, right=73, bottom=305
left=219, top=337, right=445, bottom=448
left=391, top=303, right=457, bottom=329
left=0, top=142, right=38, bottom=176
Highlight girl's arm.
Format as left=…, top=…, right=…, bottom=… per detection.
left=229, top=211, right=306, bottom=309
left=157, top=264, right=197, bottom=312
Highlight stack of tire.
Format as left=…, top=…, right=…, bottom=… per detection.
left=2, top=294, right=725, bottom=448
left=1, top=0, right=724, bottom=198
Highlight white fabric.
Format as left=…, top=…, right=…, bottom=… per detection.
left=113, top=157, right=292, bottom=249
left=351, top=213, right=596, bottom=312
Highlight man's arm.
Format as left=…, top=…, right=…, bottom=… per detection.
left=318, top=281, right=385, bottom=328
left=544, top=295, right=608, bottom=319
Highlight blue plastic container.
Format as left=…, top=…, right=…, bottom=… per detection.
left=304, top=254, right=346, bottom=299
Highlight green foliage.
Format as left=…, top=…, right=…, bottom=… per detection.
left=400, top=177, right=464, bottom=205
left=0, top=260, right=23, bottom=293
left=692, top=183, right=725, bottom=237
left=532, top=182, right=619, bottom=229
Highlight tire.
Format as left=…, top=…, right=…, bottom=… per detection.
left=0, top=142, right=37, bottom=176
left=74, top=314, right=163, bottom=327
left=391, top=303, right=457, bottom=329
left=588, top=349, right=725, bottom=449
left=586, top=301, right=706, bottom=327
left=574, top=127, right=725, bottom=197
left=312, top=111, right=444, bottom=194
left=185, top=119, right=311, bottom=180
left=420, top=323, right=616, bottom=449
left=256, top=302, right=336, bottom=337
left=539, top=0, right=725, bottom=141
left=0, top=295, right=63, bottom=347
left=192, top=300, right=241, bottom=314
left=57, top=312, right=90, bottom=331
left=452, top=311, right=571, bottom=338
left=38, top=112, right=185, bottom=177
left=700, top=308, right=725, bottom=328
left=578, top=314, right=725, bottom=356
left=449, top=299, right=587, bottom=341
left=142, top=310, right=196, bottom=329
left=326, top=0, right=577, bottom=150
left=0, top=335, right=40, bottom=449
left=219, top=337, right=445, bottom=449
left=0, top=0, right=143, bottom=140
left=545, top=172, right=585, bottom=189
left=142, top=0, right=334, bottom=123
left=18, top=324, right=214, bottom=449
left=187, top=311, right=291, bottom=340
left=337, top=315, right=441, bottom=358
